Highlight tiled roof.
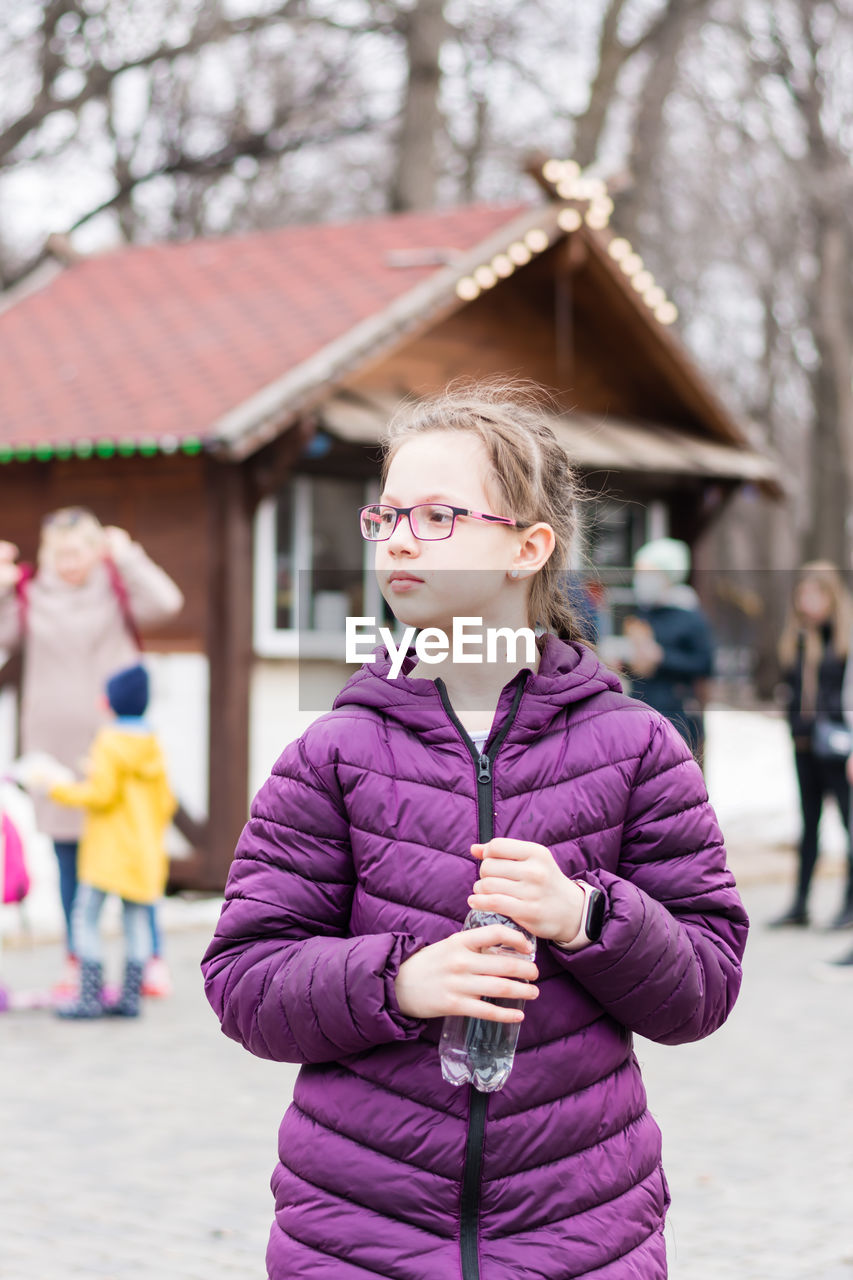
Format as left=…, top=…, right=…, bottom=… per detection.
left=0, top=203, right=528, bottom=458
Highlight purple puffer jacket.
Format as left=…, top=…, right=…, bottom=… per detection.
left=202, top=634, right=748, bottom=1280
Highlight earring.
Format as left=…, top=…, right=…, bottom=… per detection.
left=510, top=569, right=519, bottom=579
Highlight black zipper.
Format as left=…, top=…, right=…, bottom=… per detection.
left=434, top=671, right=530, bottom=1280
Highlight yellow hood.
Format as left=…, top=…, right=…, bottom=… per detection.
left=102, top=727, right=169, bottom=782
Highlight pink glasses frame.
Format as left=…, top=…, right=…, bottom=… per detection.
left=358, top=503, right=518, bottom=541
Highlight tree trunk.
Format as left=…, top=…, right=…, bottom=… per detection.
left=805, top=208, right=853, bottom=567
left=389, top=0, right=450, bottom=211
left=572, top=0, right=631, bottom=169
left=614, top=0, right=704, bottom=242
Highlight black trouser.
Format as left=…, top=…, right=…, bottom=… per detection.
left=793, top=749, right=853, bottom=908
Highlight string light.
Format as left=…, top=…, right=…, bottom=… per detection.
left=643, top=285, right=666, bottom=308
left=608, top=238, right=632, bottom=261
left=524, top=228, right=549, bottom=253
left=508, top=241, right=532, bottom=265
left=474, top=264, right=498, bottom=289
left=585, top=207, right=610, bottom=229
left=620, top=252, right=644, bottom=276
left=631, top=270, right=655, bottom=293
left=456, top=276, right=480, bottom=301
left=557, top=207, right=582, bottom=231
left=491, top=254, right=515, bottom=278
left=0, top=434, right=207, bottom=463
left=655, top=301, right=679, bottom=325
left=542, top=158, right=565, bottom=184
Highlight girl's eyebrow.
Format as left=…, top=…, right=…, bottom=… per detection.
left=378, top=492, right=462, bottom=505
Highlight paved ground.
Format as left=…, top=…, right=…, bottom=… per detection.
left=2, top=877, right=852, bottom=1280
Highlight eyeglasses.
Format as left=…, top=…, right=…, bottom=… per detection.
left=359, top=503, right=518, bottom=542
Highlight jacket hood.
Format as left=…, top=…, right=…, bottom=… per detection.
left=333, top=632, right=623, bottom=744
left=104, top=728, right=167, bottom=781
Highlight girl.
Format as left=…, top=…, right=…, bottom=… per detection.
left=201, top=383, right=748, bottom=1280
left=0, top=509, right=183, bottom=997
left=772, top=561, right=853, bottom=929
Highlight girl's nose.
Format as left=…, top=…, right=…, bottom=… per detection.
left=386, top=511, right=420, bottom=553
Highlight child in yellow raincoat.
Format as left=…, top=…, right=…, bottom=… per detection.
left=49, top=663, right=176, bottom=1018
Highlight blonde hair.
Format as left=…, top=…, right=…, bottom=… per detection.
left=379, top=380, right=583, bottom=637
left=778, top=562, right=852, bottom=720
left=38, top=507, right=105, bottom=569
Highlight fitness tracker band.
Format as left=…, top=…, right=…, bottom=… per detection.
left=552, top=881, right=605, bottom=951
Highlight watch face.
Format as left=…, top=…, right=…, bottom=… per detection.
left=586, top=889, right=606, bottom=941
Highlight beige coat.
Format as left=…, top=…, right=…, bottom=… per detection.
left=0, top=542, right=183, bottom=840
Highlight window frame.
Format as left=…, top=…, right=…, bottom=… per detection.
left=253, top=474, right=393, bottom=660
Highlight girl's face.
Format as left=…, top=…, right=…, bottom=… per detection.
left=795, top=578, right=833, bottom=626
left=46, top=531, right=103, bottom=587
left=374, top=430, right=553, bottom=634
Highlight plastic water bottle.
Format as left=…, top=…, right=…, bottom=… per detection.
left=439, top=910, right=536, bottom=1093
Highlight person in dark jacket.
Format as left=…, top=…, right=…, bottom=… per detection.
left=619, top=537, right=714, bottom=763
left=771, top=561, right=853, bottom=929
left=201, top=383, right=748, bottom=1280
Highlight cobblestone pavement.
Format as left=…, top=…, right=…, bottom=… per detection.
left=2, top=878, right=852, bottom=1280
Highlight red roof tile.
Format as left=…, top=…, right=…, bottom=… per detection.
left=0, top=203, right=528, bottom=453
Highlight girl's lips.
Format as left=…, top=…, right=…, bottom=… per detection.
left=388, top=576, right=424, bottom=592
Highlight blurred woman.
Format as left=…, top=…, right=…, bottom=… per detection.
left=0, top=508, right=183, bottom=993
left=773, top=561, right=853, bottom=929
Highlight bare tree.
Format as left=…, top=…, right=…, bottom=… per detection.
left=389, top=0, right=450, bottom=211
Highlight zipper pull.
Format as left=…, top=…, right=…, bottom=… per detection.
left=477, top=753, right=491, bottom=784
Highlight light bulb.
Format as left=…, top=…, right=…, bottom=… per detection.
left=655, top=301, right=678, bottom=324
left=620, top=252, right=644, bottom=275
left=474, top=265, right=498, bottom=289
left=491, top=254, right=514, bottom=277
left=524, top=228, right=549, bottom=253
left=456, top=277, right=480, bottom=301
left=542, top=158, right=564, bottom=184
left=608, top=237, right=631, bottom=261
left=507, top=241, right=532, bottom=265
left=558, top=207, right=582, bottom=231
left=643, top=285, right=665, bottom=308
left=631, top=270, right=654, bottom=292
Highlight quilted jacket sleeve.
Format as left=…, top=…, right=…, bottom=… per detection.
left=200, top=732, right=427, bottom=1064
left=551, top=712, right=748, bottom=1046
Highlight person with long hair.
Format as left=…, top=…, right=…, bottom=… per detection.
left=201, top=382, right=747, bottom=1280
left=0, top=509, right=183, bottom=996
left=772, top=561, right=853, bottom=928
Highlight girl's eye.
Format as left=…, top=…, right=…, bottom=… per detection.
left=425, top=506, right=452, bottom=524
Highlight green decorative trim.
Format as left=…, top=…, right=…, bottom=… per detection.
left=0, top=435, right=208, bottom=462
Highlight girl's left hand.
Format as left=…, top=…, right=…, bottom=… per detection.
left=468, top=838, right=586, bottom=944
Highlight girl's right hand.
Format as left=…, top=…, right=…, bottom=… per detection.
left=394, top=925, right=539, bottom=1023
